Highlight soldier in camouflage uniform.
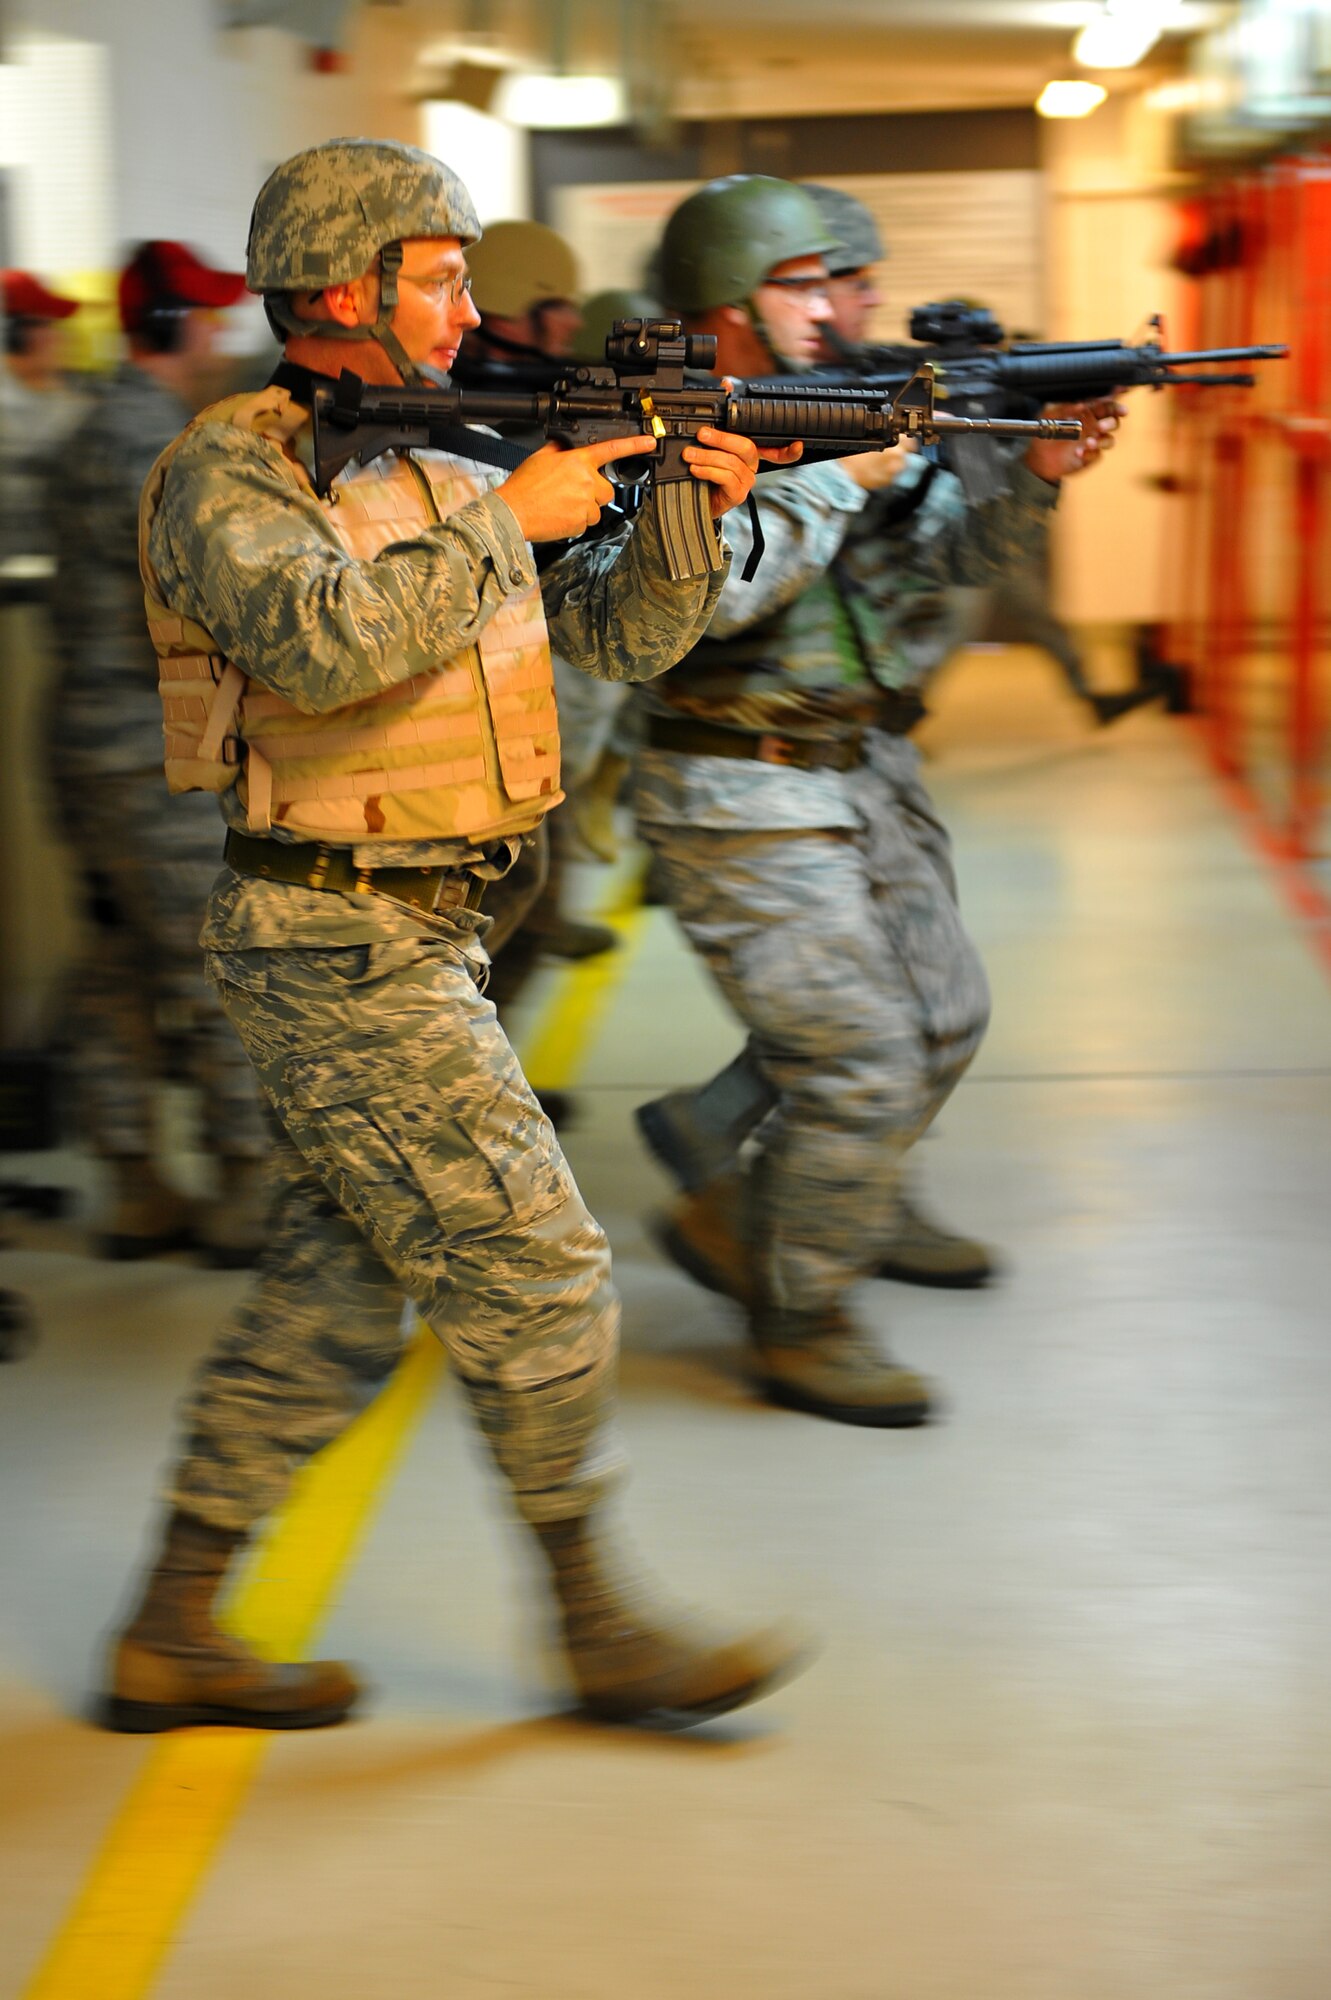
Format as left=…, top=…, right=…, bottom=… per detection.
left=47, top=242, right=272, bottom=1264
left=100, top=140, right=802, bottom=1734
left=453, top=220, right=621, bottom=975
left=634, top=178, right=1123, bottom=1427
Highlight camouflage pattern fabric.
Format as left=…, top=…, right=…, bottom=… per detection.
left=0, top=363, right=88, bottom=565
left=637, top=452, right=1057, bottom=806
left=47, top=365, right=192, bottom=771
left=52, top=775, right=268, bottom=1158
left=41, top=364, right=268, bottom=1158
left=172, top=922, right=623, bottom=1532
left=146, top=407, right=727, bottom=1533
left=633, top=452, right=1044, bottom=1307
left=145, top=417, right=728, bottom=956
left=640, top=731, right=989, bottom=1312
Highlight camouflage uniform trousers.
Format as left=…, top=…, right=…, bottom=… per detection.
left=171, top=927, right=623, bottom=1534
left=639, top=730, right=990, bottom=1313
left=53, top=770, right=268, bottom=1159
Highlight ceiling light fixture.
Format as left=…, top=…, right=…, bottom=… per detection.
left=494, top=71, right=626, bottom=129
left=1073, top=1, right=1165, bottom=71
left=1036, top=79, right=1110, bottom=117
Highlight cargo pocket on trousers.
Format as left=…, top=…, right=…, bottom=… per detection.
left=282, top=1039, right=571, bottom=1252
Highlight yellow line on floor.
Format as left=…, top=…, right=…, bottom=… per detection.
left=21, top=869, right=645, bottom=2000
left=522, top=863, right=650, bottom=1091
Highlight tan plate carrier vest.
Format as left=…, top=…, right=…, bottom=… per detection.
left=138, top=386, right=562, bottom=843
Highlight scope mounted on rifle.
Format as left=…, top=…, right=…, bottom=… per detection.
left=908, top=302, right=1005, bottom=349
left=602, top=318, right=718, bottom=376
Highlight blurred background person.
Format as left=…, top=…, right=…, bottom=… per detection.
left=558, top=287, right=665, bottom=866
left=795, top=197, right=1157, bottom=730
left=44, top=239, right=271, bottom=1265
left=455, top=220, right=617, bottom=1012
left=1, top=270, right=87, bottom=574
left=452, top=218, right=583, bottom=377
left=632, top=176, right=1119, bottom=1423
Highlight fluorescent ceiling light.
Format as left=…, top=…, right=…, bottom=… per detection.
left=495, top=71, right=626, bottom=129
left=1074, top=2, right=1164, bottom=69
left=1037, top=78, right=1110, bottom=116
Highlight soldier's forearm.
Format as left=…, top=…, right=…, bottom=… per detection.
left=543, top=496, right=729, bottom=683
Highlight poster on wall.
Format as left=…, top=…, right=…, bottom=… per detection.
left=554, top=169, right=1045, bottom=341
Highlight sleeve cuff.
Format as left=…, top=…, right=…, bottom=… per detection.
left=442, top=490, right=539, bottom=591
left=1010, top=457, right=1062, bottom=511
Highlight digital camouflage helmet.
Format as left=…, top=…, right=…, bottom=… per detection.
left=247, top=137, right=481, bottom=384
left=801, top=184, right=886, bottom=275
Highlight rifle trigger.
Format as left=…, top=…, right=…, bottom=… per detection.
left=741, top=493, right=765, bottom=582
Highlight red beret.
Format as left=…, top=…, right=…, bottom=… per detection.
left=118, top=241, right=247, bottom=332
left=2, top=270, right=81, bottom=321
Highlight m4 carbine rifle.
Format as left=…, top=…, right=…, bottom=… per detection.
left=747, top=301, right=1288, bottom=504
left=302, top=318, right=1081, bottom=582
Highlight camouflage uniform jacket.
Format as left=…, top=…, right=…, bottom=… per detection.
left=0, top=361, right=88, bottom=569
left=142, top=409, right=731, bottom=949
left=636, top=453, right=1057, bottom=833
left=47, top=364, right=192, bottom=774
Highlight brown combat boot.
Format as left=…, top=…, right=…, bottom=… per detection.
left=651, top=1172, right=754, bottom=1308
left=98, top=1157, right=195, bottom=1261
left=751, top=1305, right=934, bottom=1428
left=536, top=1516, right=807, bottom=1729
left=875, top=1196, right=998, bottom=1289
left=102, top=1511, right=361, bottom=1732
left=191, top=1156, right=268, bottom=1271
left=568, top=750, right=631, bottom=863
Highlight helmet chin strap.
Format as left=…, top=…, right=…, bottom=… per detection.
left=263, top=242, right=426, bottom=386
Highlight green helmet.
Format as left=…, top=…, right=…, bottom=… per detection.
left=571, top=288, right=663, bottom=363
left=247, top=138, right=480, bottom=384
left=247, top=138, right=480, bottom=291
left=465, top=221, right=580, bottom=318
left=801, top=184, right=886, bottom=275
left=659, top=175, right=840, bottom=314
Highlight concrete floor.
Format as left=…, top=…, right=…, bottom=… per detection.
left=3, top=650, right=1330, bottom=1999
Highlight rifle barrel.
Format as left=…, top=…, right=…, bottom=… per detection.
left=1160, top=346, right=1288, bottom=365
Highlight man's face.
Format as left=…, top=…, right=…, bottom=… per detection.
left=179, top=307, right=223, bottom=362
left=390, top=237, right=483, bottom=372
left=825, top=266, right=883, bottom=348
left=751, top=255, right=833, bottom=367
left=529, top=297, right=582, bottom=359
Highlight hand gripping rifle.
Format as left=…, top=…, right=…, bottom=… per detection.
left=747, top=302, right=1289, bottom=505
left=302, top=318, right=1081, bottom=583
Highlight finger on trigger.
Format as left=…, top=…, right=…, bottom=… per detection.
left=588, top=432, right=659, bottom=467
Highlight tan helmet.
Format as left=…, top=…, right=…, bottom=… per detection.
left=465, top=221, right=580, bottom=317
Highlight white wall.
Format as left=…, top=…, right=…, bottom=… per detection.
left=3, top=0, right=422, bottom=279
left=1042, top=92, right=1189, bottom=627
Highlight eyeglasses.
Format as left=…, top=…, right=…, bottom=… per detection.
left=759, top=275, right=832, bottom=302
left=401, top=271, right=474, bottom=307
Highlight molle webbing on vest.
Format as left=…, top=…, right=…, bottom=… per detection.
left=139, top=386, right=562, bottom=843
